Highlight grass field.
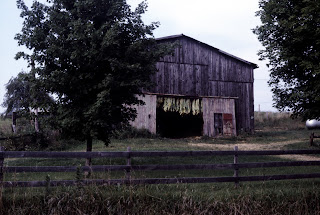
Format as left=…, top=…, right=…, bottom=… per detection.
left=1, top=112, right=320, bottom=214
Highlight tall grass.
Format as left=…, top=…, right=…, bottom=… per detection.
left=2, top=183, right=320, bottom=214
left=254, top=111, right=305, bottom=130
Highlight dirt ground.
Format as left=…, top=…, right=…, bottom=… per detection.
left=188, top=139, right=320, bottom=161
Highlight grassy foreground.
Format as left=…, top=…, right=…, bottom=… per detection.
left=1, top=112, right=320, bottom=214
left=2, top=183, right=320, bottom=215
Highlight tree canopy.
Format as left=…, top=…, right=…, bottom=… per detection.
left=254, top=0, right=320, bottom=119
left=13, top=0, right=172, bottom=146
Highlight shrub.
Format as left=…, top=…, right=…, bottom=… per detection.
left=112, top=127, right=158, bottom=139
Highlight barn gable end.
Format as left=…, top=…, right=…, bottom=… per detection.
left=132, top=34, right=257, bottom=137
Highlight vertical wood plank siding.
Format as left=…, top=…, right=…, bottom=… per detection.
left=202, top=98, right=236, bottom=136
left=130, top=95, right=157, bottom=134
left=150, top=36, right=255, bottom=134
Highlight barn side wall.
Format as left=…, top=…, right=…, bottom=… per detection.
left=130, top=95, right=157, bottom=134
left=150, top=37, right=255, bottom=134
left=202, top=98, right=236, bottom=137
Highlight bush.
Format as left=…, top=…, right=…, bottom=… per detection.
left=112, top=127, right=158, bottom=139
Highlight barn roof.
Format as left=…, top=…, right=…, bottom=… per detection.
left=156, top=34, right=258, bottom=69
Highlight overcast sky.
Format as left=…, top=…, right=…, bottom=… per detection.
left=0, top=0, right=276, bottom=113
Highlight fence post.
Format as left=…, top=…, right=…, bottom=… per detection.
left=126, top=147, right=131, bottom=182
left=0, top=146, right=4, bottom=185
left=234, top=146, right=239, bottom=188
left=310, top=132, right=314, bottom=146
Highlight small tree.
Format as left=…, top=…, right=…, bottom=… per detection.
left=14, top=0, right=172, bottom=156
left=3, top=72, right=35, bottom=116
left=253, top=0, right=320, bottom=120
left=2, top=71, right=53, bottom=132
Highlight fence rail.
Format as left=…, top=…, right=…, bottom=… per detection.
left=1, top=147, right=320, bottom=188
left=3, top=149, right=320, bottom=158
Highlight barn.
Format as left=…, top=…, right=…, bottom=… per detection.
left=131, top=34, right=258, bottom=137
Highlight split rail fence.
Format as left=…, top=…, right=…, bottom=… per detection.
left=1, top=146, right=320, bottom=187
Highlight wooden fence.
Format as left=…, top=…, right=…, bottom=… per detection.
left=1, top=146, right=320, bottom=187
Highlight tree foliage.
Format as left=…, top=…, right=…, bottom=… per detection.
left=14, top=0, right=173, bottom=146
left=254, top=0, right=320, bottom=119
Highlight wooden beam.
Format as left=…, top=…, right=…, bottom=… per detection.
left=3, top=149, right=320, bottom=158
left=4, top=172, right=320, bottom=187
left=142, top=92, right=239, bottom=100
left=5, top=161, right=320, bottom=173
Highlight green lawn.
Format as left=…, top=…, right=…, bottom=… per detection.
left=3, top=127, right=320, bottom=191
left=2, top=115, right=320, bottom=214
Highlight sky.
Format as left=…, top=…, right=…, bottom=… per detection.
left=0, top=0, right=277, bottom=113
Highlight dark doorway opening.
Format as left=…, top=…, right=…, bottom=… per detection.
left=156, top=108, right=203, bottom=138
left=214, top=113, right=223, bottom=135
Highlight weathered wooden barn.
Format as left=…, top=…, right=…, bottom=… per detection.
left=131, top=34, right=258, bottom=137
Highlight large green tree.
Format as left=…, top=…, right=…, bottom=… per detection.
left=254, top=0, right=320, bottom=119
left=14, top=0, right=172, bottom=151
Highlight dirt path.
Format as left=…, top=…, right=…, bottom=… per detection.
left=188, top=140, right=320, bottom=161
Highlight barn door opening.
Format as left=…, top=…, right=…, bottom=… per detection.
left=156, top=96, right=203, bottom=138
left=214, top=113, right=223, bottom=135
left=223, top=113, right=233, bottom=136
left=156, top=108, right=203, bottom=138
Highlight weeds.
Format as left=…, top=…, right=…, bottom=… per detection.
left=255, top=111, right=305, bottom=130
left=112, top=126, right=159, bottom=139
left=1, top=184, right=320, bottom=214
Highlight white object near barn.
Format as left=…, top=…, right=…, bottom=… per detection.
left=306, top=119, right=320, bottom=129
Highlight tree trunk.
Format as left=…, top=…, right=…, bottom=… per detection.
left=34, top=109, right=40, bottom=133
left=12, top=112, right=17, bottom=133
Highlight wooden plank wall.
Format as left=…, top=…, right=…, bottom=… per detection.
left=150, top=36, right=255, bottom=134
left=130, top=95, right=157, bottom=134
left=202, top=98, right=236, bottom=137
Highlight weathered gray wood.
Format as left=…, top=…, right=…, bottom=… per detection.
left=4, top=172, right=320, bottom=187
left=3, top=151, right=129, bottom=158
left=5, top=165, right=129, bottom=173
left=126, top=147, right=131, bottom=180
left=2, top=147, right=320, bottom=188
left=6, top=160, right=320, bottom=173
left=234, top=146, right=239, bottom=187
left=131, top=150, right=233, bottom=157
left=310, top=132, right=314, bottom=146
left=238, top=173, right=320, bottom=182
left=4, top=149, right=320, bottom=158
left=143, top=92, right=238, bottom=99
left=130, top=95, right=157, bottom=134
left=150, top=35, right=256, bottom=135
left=202, top=98, right=236, bottom=136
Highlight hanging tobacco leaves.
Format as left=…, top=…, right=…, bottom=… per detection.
left=157, top=97, right=202, bottom=115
